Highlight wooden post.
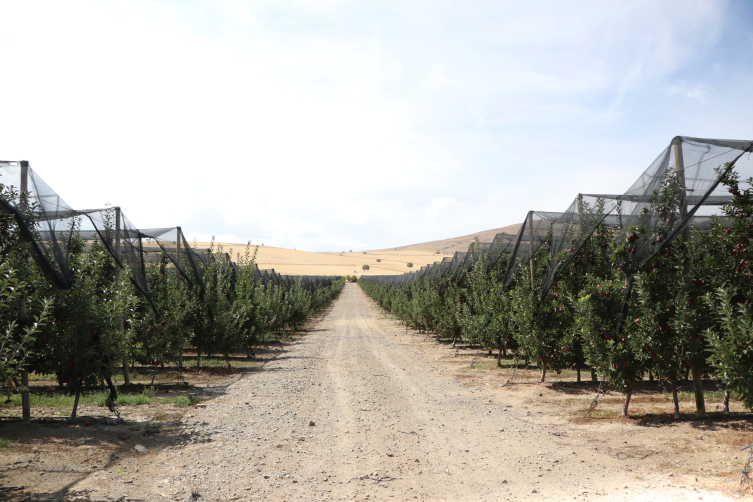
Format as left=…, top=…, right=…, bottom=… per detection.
left=528, top=211, right=535, bottom=289
left=175, top=227, right=184, bottom=370
left=115, top=207, right=131, bottom=386
left=674, top=137, right=705, bottom=415
left=175, top=227, right=181, bottom=288
left=673, top=137, right=689, bottom=242
left=19, top=162, right=31, bottom=422
left=19, top=161, right=28, bottom=204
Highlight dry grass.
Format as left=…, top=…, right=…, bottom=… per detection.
left=191, top=242, right=453, bottom=276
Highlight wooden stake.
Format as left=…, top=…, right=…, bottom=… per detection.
left=176, top=227, right=181, bottom=288
left=19, top=162, right=31, bottom=422
left=673, top=137, right=689, bottom=241
left=176, top=227, right=184, bottom=370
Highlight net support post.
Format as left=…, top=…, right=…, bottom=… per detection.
left=176, top=227, right=181, bottom=288
left=19, top=162, right=31, bottom=422
left=672, top=137, right=690, bottom=242
left=176, top=227, right=183, bottom=370
left=115, top=207, right=131, bottom=386
left=673, top=137, right=705, bottom=415
left=528, top=211, right=535, bottom=289
left=577, top=194, right=583, bottom=236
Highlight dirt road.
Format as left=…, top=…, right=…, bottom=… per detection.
left=66, top=283, right=740, bottom=501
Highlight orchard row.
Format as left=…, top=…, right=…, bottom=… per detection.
left=360, top=167, right=753, bottom=416
left=0, top=174, right=344, bottom=418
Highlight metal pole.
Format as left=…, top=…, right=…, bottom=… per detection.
left=19, top=162, right=30, bottom=421
left=577, top=194, right=583, bottom=236
left=115, top=207, right=131, bottom=386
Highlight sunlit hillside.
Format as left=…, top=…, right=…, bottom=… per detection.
left=191, top=242, right=451, bottom=277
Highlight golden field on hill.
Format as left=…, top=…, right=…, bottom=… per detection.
left=189, top=224, right=522, bottom=276
left=375, top=222, right=522, bottom=254
left=191, top=242, right=452, bottom=277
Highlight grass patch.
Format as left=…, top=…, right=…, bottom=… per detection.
left=28, top=373, right=56, bottom=382
left=167, top=395, right=203, bottom=407
left=115, top=393, right=155, bottom=406
left=677, top=390, right=729, bottom=401
left=1, top=391, right=203, bottom=409
left=0, top=438, right=19, bottom=450
left=1, top=393, right=107, bottom=408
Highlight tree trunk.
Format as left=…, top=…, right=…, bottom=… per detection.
left=690, top=363, right=706, bottom=415
left=121, top=320, right=131, bottom=386
left=723, top=390, right=730, bottom=413
left=196, top=347, right=202, bottom=368
left=622, top=382, right=634, bottom=416
left=71, top=386, right=82, bottom=421
left=649, top=370, right=654, bottom=382
left=104, top=375, right=118, bottom=414
left=591, top=367, right=597, bottom=382
left=576, top=363, right=581, bottom=383
left=21, top=370, right=30, bottom=422
left=488, top=350, right=492, bottom=357
left=671, top=379, right=680, bottom=418
left=20, top=292, right=30, bottom=421
left=540, top=361, right=547, bottom=383
left=497, top=348, right=503, bottom=368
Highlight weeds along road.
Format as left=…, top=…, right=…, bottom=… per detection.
left=74, top=283, right=735, bottom=501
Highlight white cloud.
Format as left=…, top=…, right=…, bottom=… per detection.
left=667, top=81, right=711, bottom=103
left=0, top=0, right=746, bottom=251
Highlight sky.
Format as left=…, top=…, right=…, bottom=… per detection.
left=1, top=0, right=752, bottom=251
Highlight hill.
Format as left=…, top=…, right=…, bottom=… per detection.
left=189, top=224, right=521, bottom=277
left=191, top=242, right=452, bottom=277
left=373, top=223, right=522, bottom=254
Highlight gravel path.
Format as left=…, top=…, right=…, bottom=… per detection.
left=72, top=283, right=738, bottom=501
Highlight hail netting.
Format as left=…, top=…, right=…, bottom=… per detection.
left=139, top=227, right=204, bottom=288
left=539, top=136, right=753, bottom=299
left=0, top=161, right=341, bottom=307
left=502, top=211, right=562, bottom=287
left=612, top=137, right=751, bottom=273
left=362, top=234, right=515, bottom=289
left=361, top=136, right=753, bottom=298
left=0, top=161, right=72, bottom=288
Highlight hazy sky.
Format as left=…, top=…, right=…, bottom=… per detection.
left=2, top=1, right=752, bottom=251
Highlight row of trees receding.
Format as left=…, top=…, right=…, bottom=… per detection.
left=360, top=167, right=753, bottom=416
left=0, top=177, right=344, bottom=419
